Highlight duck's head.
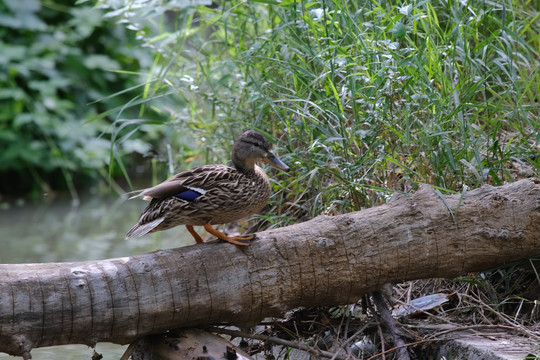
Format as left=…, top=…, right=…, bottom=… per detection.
left=232, top=130, right=290, bottom=173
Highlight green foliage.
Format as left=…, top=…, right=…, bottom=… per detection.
left=0, top=0, right=157, bottom=198
left=101, top=0, right=539, bottom=225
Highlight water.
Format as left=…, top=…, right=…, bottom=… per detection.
left=0, top=343, right=128, bottom=360
left=0, top=193, right=193, bottom=359
left=0, top=194, right=193, bottom=263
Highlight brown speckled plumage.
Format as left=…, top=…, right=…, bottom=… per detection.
left=126, top=130, right=289, bottom=245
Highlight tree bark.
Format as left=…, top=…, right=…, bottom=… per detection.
left=1, top=179, right=539, bottom=358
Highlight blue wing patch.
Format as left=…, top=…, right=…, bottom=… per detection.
left=174, top=188, right=204, bottom=202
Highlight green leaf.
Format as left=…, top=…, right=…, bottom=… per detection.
left=391, top=22, right=407, bottom=39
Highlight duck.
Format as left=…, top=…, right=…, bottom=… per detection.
left=126, top=130, right=289, bottom=246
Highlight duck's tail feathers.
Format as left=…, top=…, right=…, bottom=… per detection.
left=126, top=190, right=153, bottom=201
left=125, top=218, right=165, bottom=239
left=125, top=189, right=145, bottom=200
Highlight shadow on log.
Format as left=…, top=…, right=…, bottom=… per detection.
left=1, top=179, right=539, bottom=358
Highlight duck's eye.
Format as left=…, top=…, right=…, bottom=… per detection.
left=245, top=140, right=262, bottom=148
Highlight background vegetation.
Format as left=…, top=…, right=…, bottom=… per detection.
left=100, top=0, right=539, bottom=223
left=0, top=0, right=165, bottom=201
left=1, top=0, right=539, bottom=357
left=3, top=0, right=537, bottom=207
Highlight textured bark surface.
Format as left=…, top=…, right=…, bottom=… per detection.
left=1, top=179, right=539, bottom=358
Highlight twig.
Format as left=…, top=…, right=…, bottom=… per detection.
left=329, top=318, right=374, bottom=360
left=372, top=291, right=410, bottom=360
left=366, top=339, right=437, bottom=360
left=460, top=293, right=540, bottom=340
left=204, top=326, right=348, bottom=360
left=120, top=342, right=136, bottom=360
left=424, top=324, right=537, bottom=339
left=377, top=323, right=386, bottom=360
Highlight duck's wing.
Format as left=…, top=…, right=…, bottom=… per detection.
left=128, top=165, right=234, bottom=201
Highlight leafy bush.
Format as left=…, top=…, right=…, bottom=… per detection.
left=101, top=0, right=539, bottom=226
left=0, top=0, right=157, bottom=199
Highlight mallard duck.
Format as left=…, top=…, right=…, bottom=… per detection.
left=126, top=130, right=289, bottom=246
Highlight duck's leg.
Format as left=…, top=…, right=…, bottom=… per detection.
left=186, top=225, right=204, bottom=243
left=203, top=224, right=252, bottom=246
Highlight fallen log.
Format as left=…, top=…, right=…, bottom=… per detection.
left=1, top=178, right=539, bottom=358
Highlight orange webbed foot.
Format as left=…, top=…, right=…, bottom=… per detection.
left=203, top=224, right=252, bottom=246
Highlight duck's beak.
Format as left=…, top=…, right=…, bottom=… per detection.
left=264, top=151, right=290, bottom=172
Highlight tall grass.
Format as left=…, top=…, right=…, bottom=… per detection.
left=92, top=0, right=540, bottom=336
left=102, top=0, right=539, bottom=226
